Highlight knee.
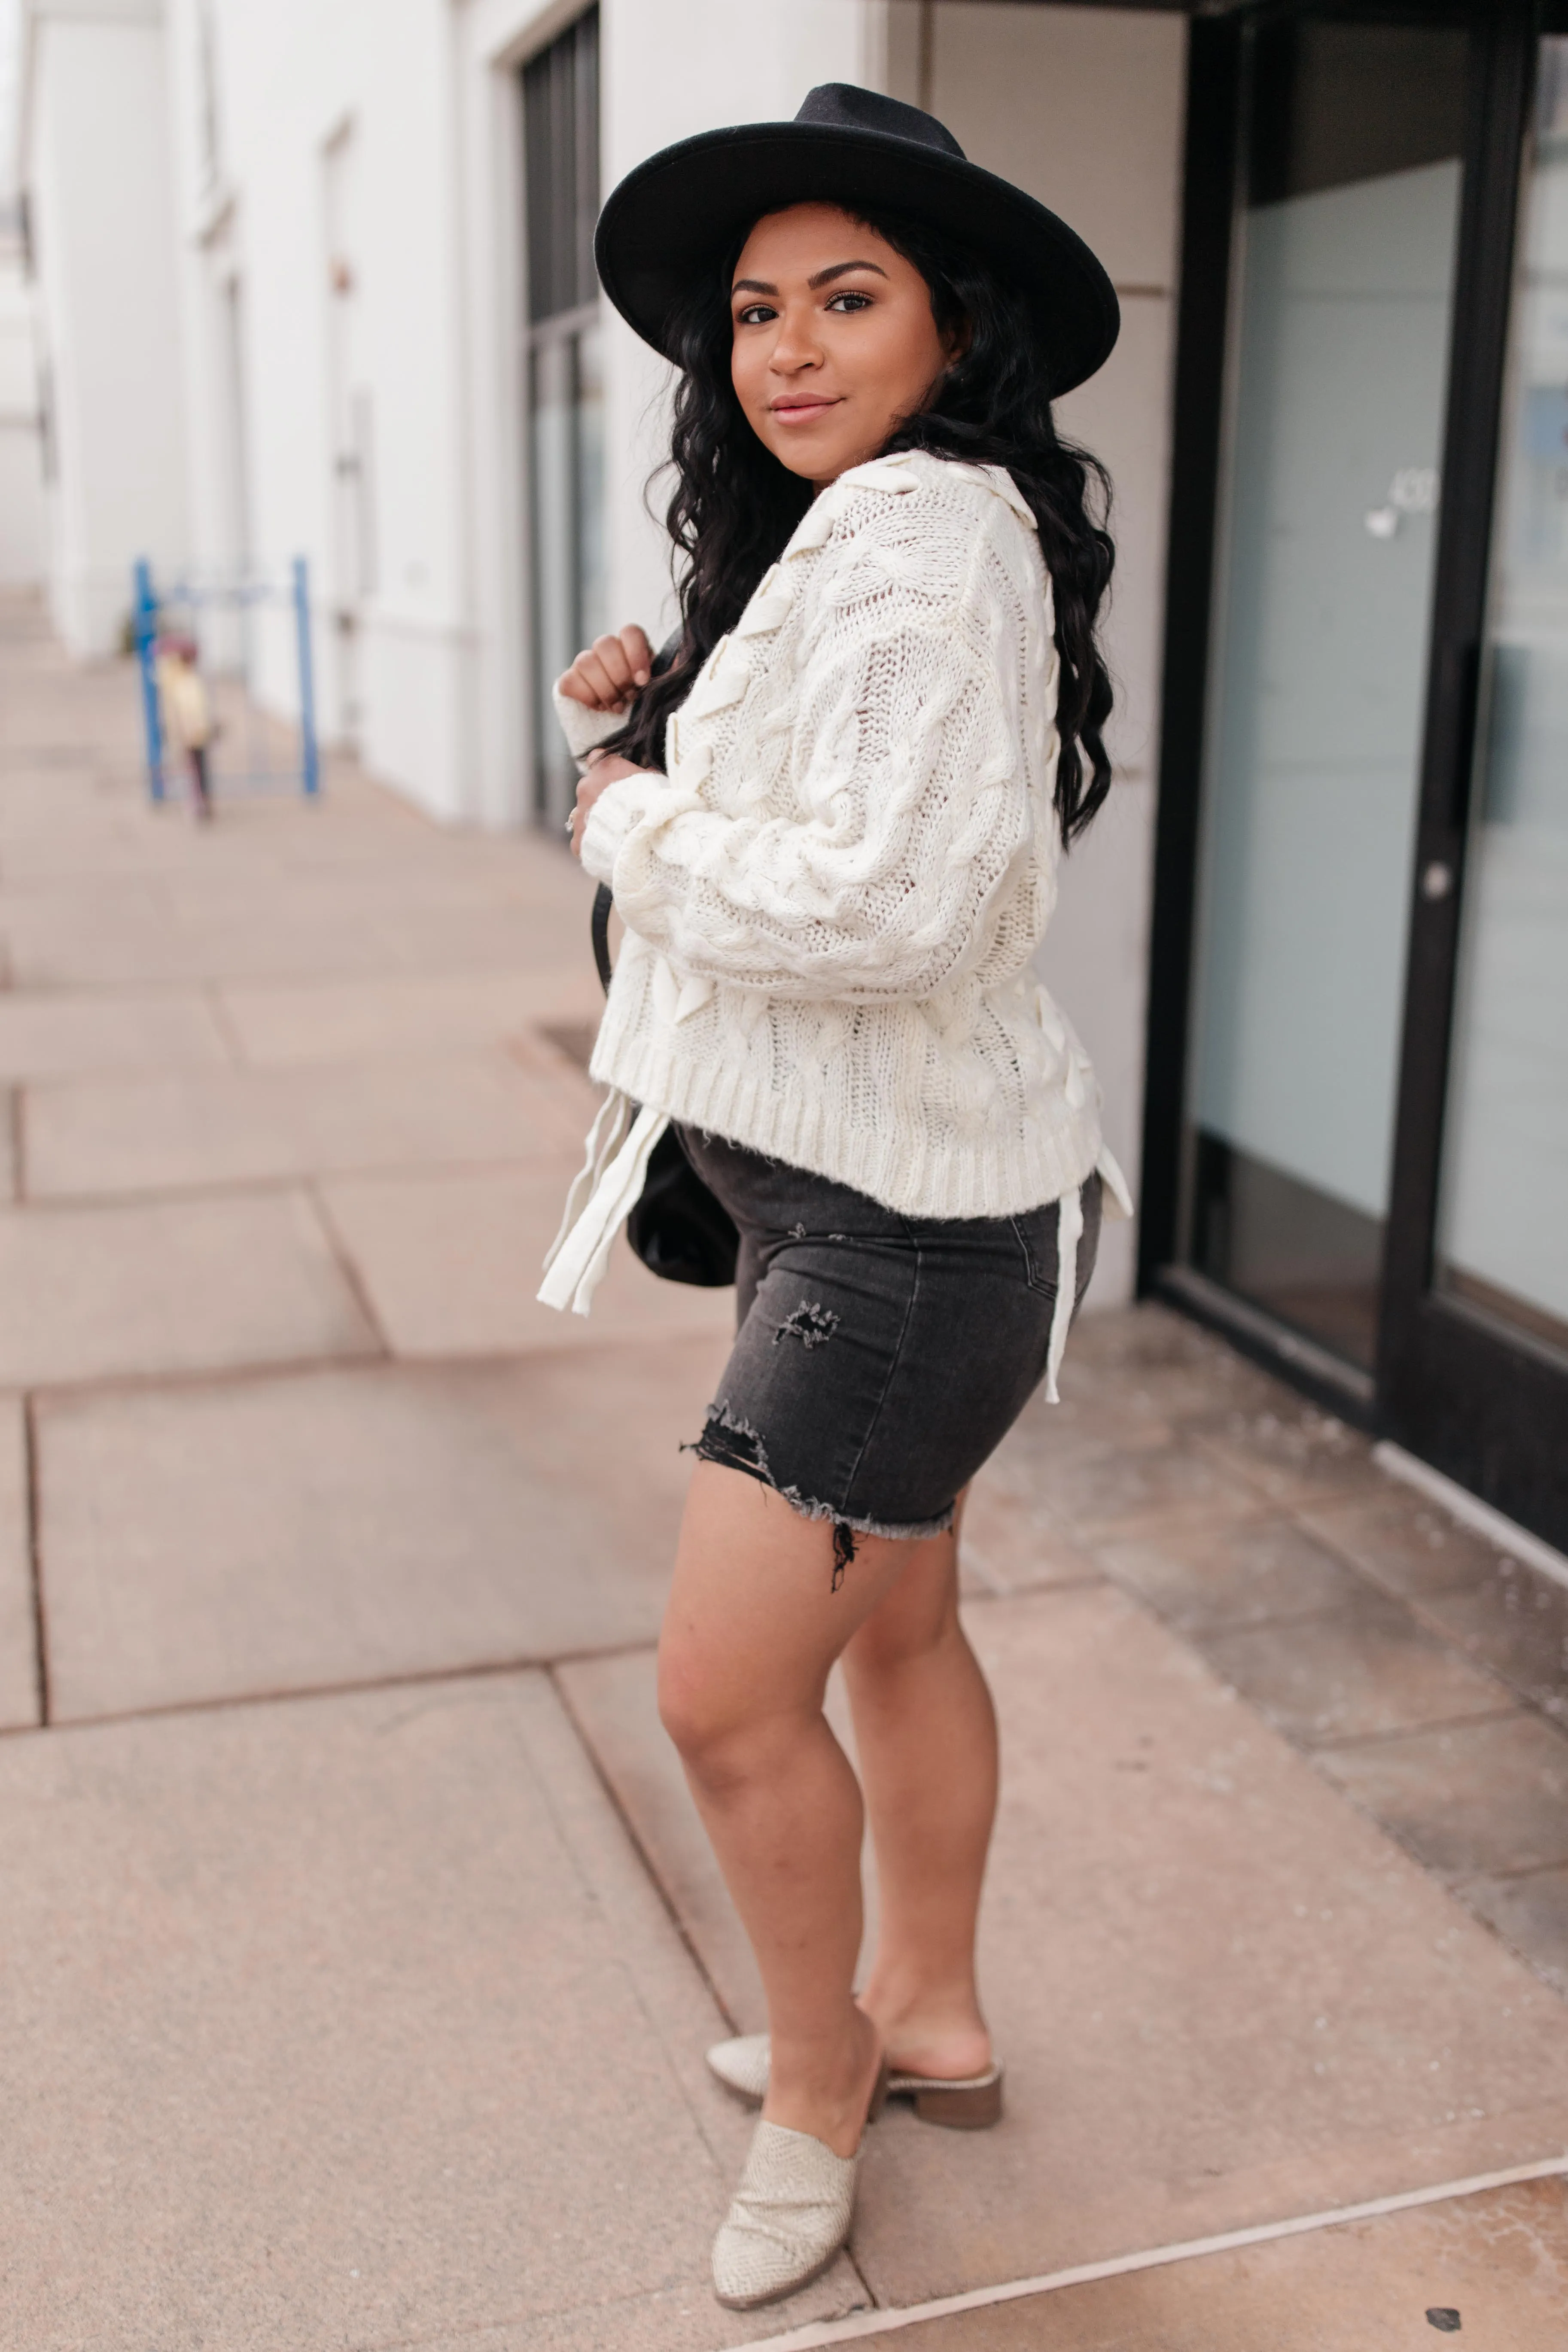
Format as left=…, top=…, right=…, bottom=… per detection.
left=847, top=1593, right=956, bottom=1688
left=657, top=1642, right=741, bottom=1777
left=657, top=1643, right=794, bottom=1792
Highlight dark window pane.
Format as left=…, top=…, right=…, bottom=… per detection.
left=524, top=7, right=599, bottom=324
left=1250, top=21, right=1468, bottom=207
left=522, top=12, right=603, bottom=827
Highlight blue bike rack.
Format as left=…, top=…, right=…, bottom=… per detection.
left=131, top=555, right=322, bottom=804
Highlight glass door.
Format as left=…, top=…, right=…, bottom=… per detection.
left=1379, top=12, right=1568, bottom=1549
left=1149, top=4, right=1568, bottom=1550
left=1180, top=12, right=1470, bottom=1379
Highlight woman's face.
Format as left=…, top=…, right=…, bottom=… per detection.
left=730, top=204, right=958, bottom=490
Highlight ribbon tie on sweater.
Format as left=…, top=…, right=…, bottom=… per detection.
left=537, top=1092, right=670, bottom=1316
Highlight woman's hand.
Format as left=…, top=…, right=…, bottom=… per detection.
left=556, top=624, right=654, bottom=714
left=569, top=752, right=645, bottom=859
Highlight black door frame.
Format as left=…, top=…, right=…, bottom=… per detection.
left=1139, top=0, right=1568, bottom=1546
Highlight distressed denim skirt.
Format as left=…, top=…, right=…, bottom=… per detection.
left=676, top=1127, right=1102, bottom=1573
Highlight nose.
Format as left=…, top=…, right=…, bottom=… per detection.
left=768, top=299, right=824, bottom=377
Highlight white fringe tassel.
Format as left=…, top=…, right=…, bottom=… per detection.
left=1043, top=1182, right=1084, bottom=1405
left=537, top=1096, right=670, bottom=1317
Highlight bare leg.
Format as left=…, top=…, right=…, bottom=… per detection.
left=841, top=1491, right=997, bottom=2080
left=659, top=1460, right=917, bottom=2155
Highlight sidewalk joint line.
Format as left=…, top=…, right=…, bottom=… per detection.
left=1303, top=1700, right=1547, bottom=1755
left=22, top=1394, right=49, bottom=1726
left=549, top=1661, right=742, bottom=2036
left=8, top=1084, right=23, bottom=1202
left=11, top=1637, right=659, bottom=1737
left=306, top=1179, right=393, bottom=1359
left=202, top=980, right=249, bottom=1068
left=12, top=1326, right=720, bottom=1407
left=745, top=2154, right=1568, bottom=2349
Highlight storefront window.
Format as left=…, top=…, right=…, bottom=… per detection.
left=1435, top=38, right=1568, bottom=1361
left=1182, top=18, right=1468, bottom=1369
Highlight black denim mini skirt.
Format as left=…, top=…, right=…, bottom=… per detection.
left=676, top=1127, right=1102, bottom=1569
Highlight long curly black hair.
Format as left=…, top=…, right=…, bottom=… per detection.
left=602, top=206, right=1116, bottom=845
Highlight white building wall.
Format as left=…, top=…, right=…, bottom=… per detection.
left=163, top=0, right=474, bottom=810
left=0, top=231, right=46, bottom=585
left=21, top=0, right=190, bottom=654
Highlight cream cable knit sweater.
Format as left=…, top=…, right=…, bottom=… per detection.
left=541, top=450, right=1129, bottom=1313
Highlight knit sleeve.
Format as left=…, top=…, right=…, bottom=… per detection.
left=589, top=493, right=1053, bottom=1001
left=552, top=682, right=629, bottom=766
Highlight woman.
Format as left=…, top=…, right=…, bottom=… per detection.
left=543, top=84, right=1130, bottom=2311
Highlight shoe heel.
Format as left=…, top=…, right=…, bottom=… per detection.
left=912, top=2073, right=1003, bottom=2130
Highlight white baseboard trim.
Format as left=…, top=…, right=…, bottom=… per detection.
left=747, top=2154, right=1568, bottom=2350
left=1374, top=1442, right=1568, bottom=1595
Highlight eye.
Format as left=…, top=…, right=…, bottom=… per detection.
left=826, top=290, right=874, bottom=313
left=734, top=302, right=776, bottom=327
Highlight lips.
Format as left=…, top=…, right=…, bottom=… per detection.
left=770, top=397, right=840, bottom=420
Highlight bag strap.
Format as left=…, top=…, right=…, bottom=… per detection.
left=591, top=884, right=615, bottom=998
left=585, top=626, right=681, bottom=1003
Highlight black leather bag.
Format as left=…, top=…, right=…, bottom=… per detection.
left=591, top=884, right=738, bottom=1288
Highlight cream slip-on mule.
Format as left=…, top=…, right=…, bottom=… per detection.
left=711, top=2060, right=889, bottom=2311
left=708, top=2031, right=1003, bottom=2130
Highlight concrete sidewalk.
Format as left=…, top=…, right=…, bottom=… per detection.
left=1, top=593, right=1565, bottom=2350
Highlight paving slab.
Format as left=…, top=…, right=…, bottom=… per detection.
left=1413, top=1561, right=1568, bottom=1725
left=1003, top=1430, right=1264, bottom=1540
left=873, top=2176, right=1568, bottom=2350
left=1460, top=1869, right=1568, bottom=2000
left=24, top=1052, right=588, bottom=1197
left=1, top=892, right=576, bottom=988
left=566, top=1581, right=1568, bottom=2309
left=1063, top=1296, right=1295, bottom=1418
left=1303, top=1488, right=1526, bottom=1601
left=851, top=1588, right=1568, bottom=2304
left=0, top=1191, right=378, bottom=1389
left=1196, top=1592, right=1515, bottom=1745
left=37, top=1335, right=729, bottom=1719
left=953, top=1468, right=1105, bottom=1597
left=0, top=1673, right=862, bottom=2352
left=219, top=966, right=604, bottom=1066
left=1097, top=1514, right=1370, bottom=1631
left=1314, top=1713, right=1568, bottom=1879
left=0, top=1397, right=38, bottom=1729
left=1196, top=1403, right=1388, bottom=1512
left=0, top=989, right=229, bottom=1081
left=322, top=1160, right=735, bottom=1358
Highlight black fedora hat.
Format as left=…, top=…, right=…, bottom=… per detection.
left=594, top=83, right=1119, bottom=398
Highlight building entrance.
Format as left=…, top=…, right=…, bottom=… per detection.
left=1183, top=14, right=1468, bottom=1377
left=1148, top=0, right=1568, bottom=1550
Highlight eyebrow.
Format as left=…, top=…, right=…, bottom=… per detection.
left=731, top=259, right=891, bottom=297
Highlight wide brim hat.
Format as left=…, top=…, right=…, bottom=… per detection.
left=594, top=82, right=1119, bottom=399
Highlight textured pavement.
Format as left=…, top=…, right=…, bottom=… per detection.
left=1, top=593, right=1565, bottom=2349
